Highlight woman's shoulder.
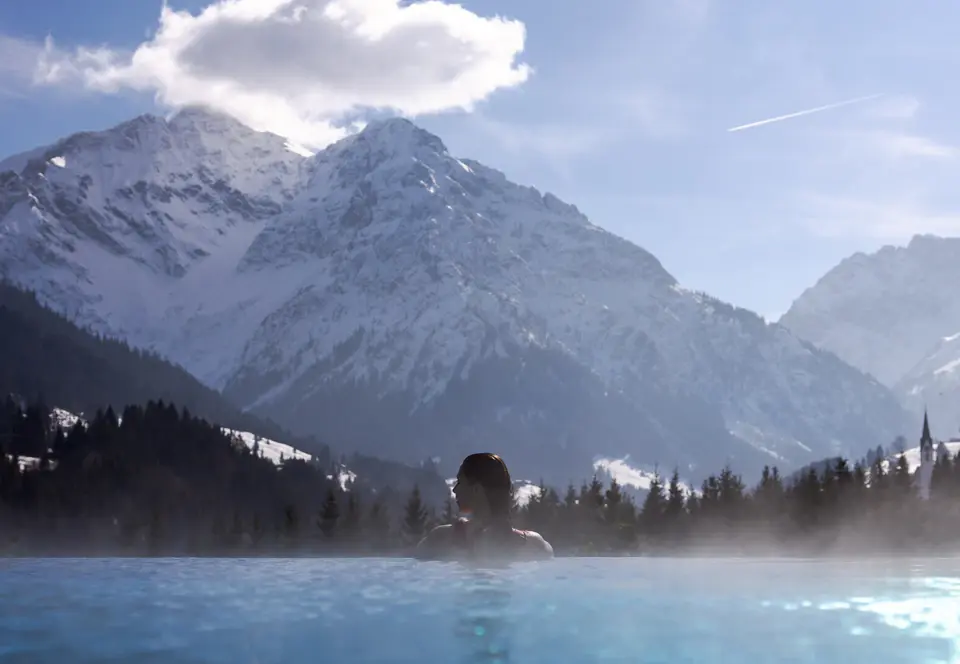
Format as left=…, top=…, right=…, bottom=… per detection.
left=414, top=520, right=469, bottom=559
left=512, top=528, right=554, bottom=559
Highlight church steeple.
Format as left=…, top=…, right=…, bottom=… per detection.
left=921, top=409, right=932, bottom=446
left=920, top=409, right=934, bottom=466
left=918, top=408, right=936, bottom=500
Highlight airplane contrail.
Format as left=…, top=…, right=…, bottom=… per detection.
left=727, top=94, right=884, bottom=133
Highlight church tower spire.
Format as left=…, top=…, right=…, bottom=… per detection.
left=921, top=409, right=932, bottom=448
left=918, top=409, right=935, bottom=500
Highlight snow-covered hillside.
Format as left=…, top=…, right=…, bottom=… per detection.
left=3, top=406, right=83, bottom=471
left=780, top=235, right=960, bottom=431
left=0, top=107, right=910, bottom=485
left=443, top=478, right=542, bottom=507
left=221, top=428, right=356, bottom=490
left=594, top=457, right=696, bottom=495
left=875, top=441, right=960, bottom=476
left=50, top=407, right=83, bottom=431
left=7, top=406, right=359, bottom=489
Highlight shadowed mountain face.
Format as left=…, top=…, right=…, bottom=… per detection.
left=0, top=108, right=909, bottom=485
left=0, top=280, right=450, bottom=506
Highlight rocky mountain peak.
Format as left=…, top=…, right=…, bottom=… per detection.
left=0, top=111, right=913, bottom=485
left=353, top=116, right=448, bottom=157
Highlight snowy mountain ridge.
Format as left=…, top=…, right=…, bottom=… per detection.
left=780, top=235, right=960, bottom=432
left=0, top=107, right=910, bottom=483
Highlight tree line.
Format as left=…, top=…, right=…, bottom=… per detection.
left=3, top=396, right=957, bottom=556
left=0, top=397, right=442, bottom=556
left=515, top=446, right=960, bottom=556
left=0, top=281, right=450, bottom=502
left=0, top=281, right=320, bottom=456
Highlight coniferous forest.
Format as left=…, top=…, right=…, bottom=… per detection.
left=0, top=280, right=450, bottom=520
left=3, top=395, right=960, bottom=557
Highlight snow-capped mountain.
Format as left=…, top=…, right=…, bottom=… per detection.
left=780, top=235, right=960, bottom=432
left=0, top=107, right=910, bottom=485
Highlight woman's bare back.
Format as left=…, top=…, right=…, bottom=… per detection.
left=415, top=518, right=554, bottom=561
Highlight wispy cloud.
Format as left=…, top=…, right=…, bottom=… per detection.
left=616, top=89, right=689, bottom=140
left=799, top=194, right=960, bottom=241
left=472, top=115, right=610, bottom=162
left=860, top=131, right=956, bottom=160
left=29, top=0, right=531, bottom=149
left=462, top=113, right=613, bottom=185
left=865, top=95, right=921, bottom=121
left=0, top=35, right=44, bottom=89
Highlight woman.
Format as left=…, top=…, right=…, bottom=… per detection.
left=415, top=453, right=554, bottom=561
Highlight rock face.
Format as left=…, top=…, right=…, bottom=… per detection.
left=0, top=107, right=910, bottom=484
left=780, top=235, right=960, bottom=435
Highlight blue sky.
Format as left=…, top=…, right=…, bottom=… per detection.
left=1, top=0, right=958, bottom=319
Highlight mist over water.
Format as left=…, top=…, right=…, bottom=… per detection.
left=1, top=557, right=958, bottom=663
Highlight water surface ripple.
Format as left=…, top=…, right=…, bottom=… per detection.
left=1, top=557, right=958, bottom=663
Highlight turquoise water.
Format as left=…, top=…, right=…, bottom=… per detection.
left=1, top=557, right=958, bottom=663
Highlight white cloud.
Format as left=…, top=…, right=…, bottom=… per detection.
left=800, top=194, right=960, bottom=241
left=33, top=0, right=530, bottom=148
left=865, top=95, right=921, bottom=121
left=833, top=129, right=957, bottom=161
left=0, top=36, right=43, bottom=89
left=471, top=114, right=610, bottom=162
left=615, top=88, right=688, bottom=140
left=463, top=86, right=686, bottom=170
left=868, top=131, right=957, bottom=160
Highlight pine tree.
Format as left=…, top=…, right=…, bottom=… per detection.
left=540, top=486, right=561, bottom=528
left=931, top=453, right=953, bottom=500
left=853, top=461, right=867, bottom=495
left=229, top=510, right=244, bottom=547
left=509, top=484, right=521, bottom=520
left=664, top=468, right=686, bottom=526
left=793, top=468, right=822, bottom=532
left=835, top=458, right=853, bottom=488
left=717, top=464, right=746, bottom=522
left=340, top=492, right=360, bottom=542
left=586, top=476, right=605, bottom=510
left=319, top=488, right=340, bottom=539
left=283, top=504, right=299, bottom=546
left=251, top=513, right=265, bottom=548
left=604, top=478, right=624, bottom=524
left=147, top=507, right=165, bottom=554
left=892, top=452, right=913, bottom=496
left=870, top=454, right=888, bottom=501
left=441, top=498, right=457, bottom=525
left=366, top=498, right=391, bottom=552
left=402, top=484, right=428, bottom=543
left=640, top=472, right=666, bottom=535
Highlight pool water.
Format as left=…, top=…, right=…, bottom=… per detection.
left=1, top=557, right=958, bottom=663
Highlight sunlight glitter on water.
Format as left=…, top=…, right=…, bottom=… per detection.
left=0, top=557, right=958, bottom=663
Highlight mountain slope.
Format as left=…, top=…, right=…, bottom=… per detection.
left=0, top=280, right=448, bottom=504
left=0, top=108, right=910, bottom=484
left=0, top=279, right=299, bottom=443
left=780, top=235, right=960, bottom=431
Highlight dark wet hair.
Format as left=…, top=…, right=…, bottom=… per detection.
left=459, top=453, right=513, bottom=517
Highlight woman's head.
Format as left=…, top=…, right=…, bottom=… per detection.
left=453, top=453, right=513, bottom=519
